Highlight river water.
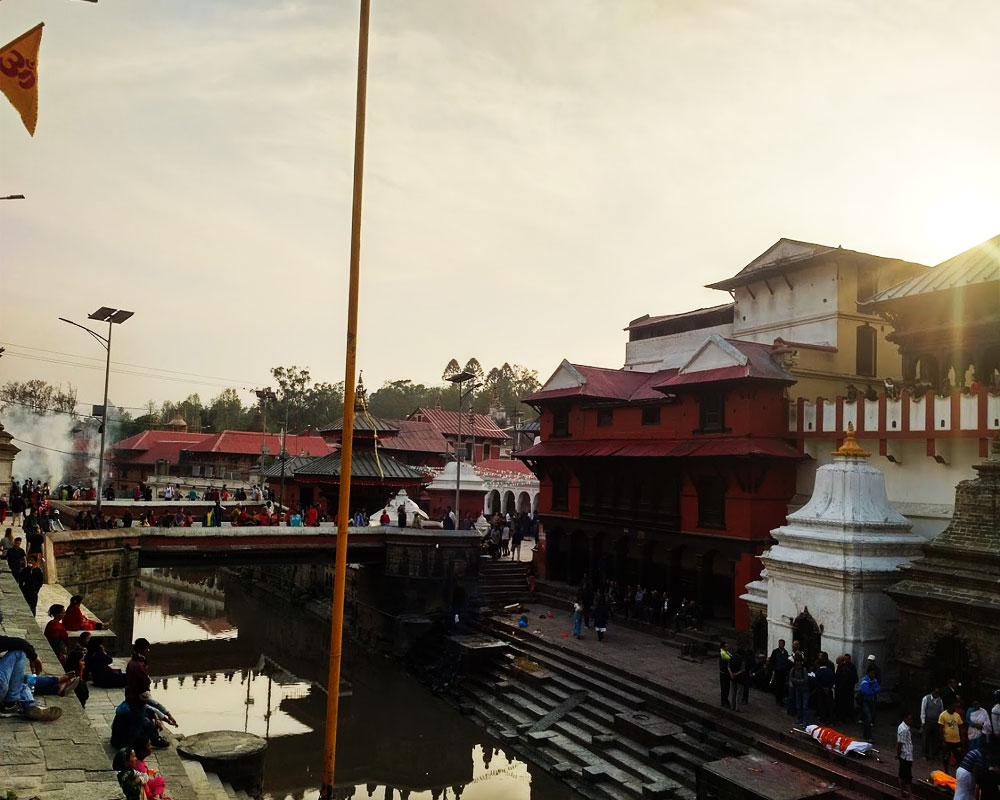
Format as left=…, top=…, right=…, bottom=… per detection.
left=128, top=567, right=579, bottom=800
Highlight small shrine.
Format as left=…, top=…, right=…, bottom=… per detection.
left=748, top=424, right=924, bottom=672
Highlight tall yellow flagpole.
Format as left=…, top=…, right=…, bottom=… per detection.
left=321, top=0, right=370, bottom=797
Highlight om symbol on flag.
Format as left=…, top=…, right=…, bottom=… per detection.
left=0, top=49, right=36, bottom=90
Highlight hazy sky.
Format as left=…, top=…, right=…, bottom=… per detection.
left=3, top=0, right=1000, bottom=413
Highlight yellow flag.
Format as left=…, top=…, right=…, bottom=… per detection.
left=0, top=23, right=44, bottom=136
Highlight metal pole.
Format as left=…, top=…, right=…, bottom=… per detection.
left=279, top=420, right=287, bottom=519
left=95, top=319, right=112, bottom=513
left=321, top=0, right=369, bottom=794
left=454, top=385, right=462, bottom=524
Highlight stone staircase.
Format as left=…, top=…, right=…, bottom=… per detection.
left=457, top=639, right=730, bottom=799
left=179, top=757, right=255, bottom=800
left=477, top=557, right=529, bottom=606
left=462, top=616, right=941, bottom=800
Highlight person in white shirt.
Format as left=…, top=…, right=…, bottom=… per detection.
left=921, top=688, right=944, bottom=760
left=966, top=699, right=990, bottom=751
left=897, top=711, right=914, bottom=797
left=164, top=486, right=173, bottom=501
left=988, top=692, right=1000, bottom=742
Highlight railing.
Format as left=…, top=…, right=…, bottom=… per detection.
left=788, top=390, right=1000, bottom=458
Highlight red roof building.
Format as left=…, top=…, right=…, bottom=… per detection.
left=110, top=429, right=334, bottom=491
left=520, top=334, right=801, bottom=629
left=407, top=407, right=509, bottom=463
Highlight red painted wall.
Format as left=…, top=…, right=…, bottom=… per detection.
left=540, top=384, right=789, bottom=441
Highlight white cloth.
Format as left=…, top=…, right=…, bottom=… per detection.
left=967, top=707, right=989, bottom=739
left=954, top=767, right=976, bottom=800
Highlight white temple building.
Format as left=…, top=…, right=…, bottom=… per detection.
left=743, top=424, right=926, bottom=675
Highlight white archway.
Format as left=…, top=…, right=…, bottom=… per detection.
left=517, top=491, right=531, bottom=513
left=502, top=490, right=515, bottom=515
left=485, top=489, right=501, bottom=515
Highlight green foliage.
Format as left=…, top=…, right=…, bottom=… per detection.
left=368, top=380, right=447, bottom=418
left=159, top=393, right=204, bottom=431
left=108, top=359, right=538, bottom=442
left=207, top=388, right=249, bottom=433
left=0, top=379, right=78, bottom=415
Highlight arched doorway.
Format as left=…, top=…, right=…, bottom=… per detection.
left=792, top=610, right=822, bottom=664
left=517, top=491, right=530, bottom=513
left=925, top=633, right=979, bottom=696
left=485, top=489, right=500, bottom=516
left=502, top=491, right=515, bottom=516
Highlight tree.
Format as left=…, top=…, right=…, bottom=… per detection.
left=0, top=379, right=78, bottom=415
left=207, top=388, right=248, bottom=433
left=303, top=381, right=344, bottom=431
left=482, top=362, right=540, bottom=424
left=160, top=394, right=204, bottom=430
left=368, top=380, right=441, bottom=419
left=269, top=366, right=345, bottom=432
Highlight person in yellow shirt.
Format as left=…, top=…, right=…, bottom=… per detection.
left=938, top=701, right=964, bottom=774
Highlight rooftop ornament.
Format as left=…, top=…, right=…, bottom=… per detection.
left=831, top=422, right=871, bottom=459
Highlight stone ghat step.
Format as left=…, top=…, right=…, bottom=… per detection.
left=480, top=576, right=531, bottom=587
left=499, top=645, right=648, bottom=710
left=463, top=670, right=701, bottom=795
left=479, top=560, right=529, bottom=572
left=483, top=618, right=935, bottom=800
left=460, top=682, right=684, bottom=800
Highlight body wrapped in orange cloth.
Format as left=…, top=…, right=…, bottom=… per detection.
left=804, top=724, right=874, bottom=756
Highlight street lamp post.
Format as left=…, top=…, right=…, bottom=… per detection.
left=58, top=307, right=134, bottom=513
left=445, top=370, right=479, bottom=525
left=255, top=388, right=277, bottom=489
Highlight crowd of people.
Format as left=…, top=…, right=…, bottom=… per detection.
left=0, top=580, right=178, bottom=796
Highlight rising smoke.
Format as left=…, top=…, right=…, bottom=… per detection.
left=2, top=407, right=95, bottom=486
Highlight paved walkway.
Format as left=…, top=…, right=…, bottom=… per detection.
left=498, top=602, right=948, bottom=786
left=0, top=570, right=123, bottom=800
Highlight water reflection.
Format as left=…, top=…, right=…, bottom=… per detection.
left=71, top=567, right=580, bottom=800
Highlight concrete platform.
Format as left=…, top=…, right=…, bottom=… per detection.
left=0, top=570, right=124, bottom=800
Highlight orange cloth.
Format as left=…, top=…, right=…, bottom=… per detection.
left=931, top=771, right=956, bottom=791
left=809, top=724, right=857, bottom=753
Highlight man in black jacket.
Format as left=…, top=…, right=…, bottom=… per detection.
left=768, top=639, right=790, bottom=706
left=0, top=634, right=62, bottom=720
left=18, top=554, right=45, bottom=615
left=5, top=536, right=26, bottom=580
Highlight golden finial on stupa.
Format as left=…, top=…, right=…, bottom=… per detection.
left=354, top=372, right=368, bottom=413
left=832, top=422, right=871, bottom=458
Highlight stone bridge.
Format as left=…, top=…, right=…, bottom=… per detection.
left=44, top=525, right=480, bottom=573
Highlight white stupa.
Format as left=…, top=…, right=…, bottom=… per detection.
left=369, top=489, right=429, bottom=527
left=424, top=460, right=485, bottom=493
left=749, top=424, right=925, bottom=672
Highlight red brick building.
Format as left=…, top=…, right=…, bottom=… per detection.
left=519, top=335, right=801, bottom=628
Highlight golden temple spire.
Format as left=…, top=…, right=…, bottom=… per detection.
left=832, top=422, right=871, bottom=458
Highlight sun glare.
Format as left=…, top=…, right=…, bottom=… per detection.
left=925, top=190, right=1000, bottom=259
